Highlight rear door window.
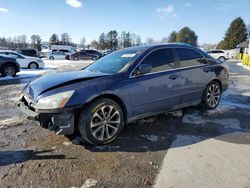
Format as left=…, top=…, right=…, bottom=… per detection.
left=176, top=48, right=207, bottom=68
left=140, top=48, right=175, bottom=73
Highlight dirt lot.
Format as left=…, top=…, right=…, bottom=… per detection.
left=0, top=60, right=250, bottom=188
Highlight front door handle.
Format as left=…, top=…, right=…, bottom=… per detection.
left=169, top=74, right=179, bottom=80
left=203, top=68, right=210, bottom=72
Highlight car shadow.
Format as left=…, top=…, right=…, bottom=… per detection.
left=80, top=105, right=250, bottom=153
left=0, top=149, right=67, bottom=166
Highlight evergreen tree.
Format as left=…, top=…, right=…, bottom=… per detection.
left=176, top=27, right=198, bottom=46
left=220, top=17, right=247, bottom=49
left=168, top=31, right=178, bottom=42
left=49, top=34, right=59, bottom=45
left=106, top=30, right=118, bottom=50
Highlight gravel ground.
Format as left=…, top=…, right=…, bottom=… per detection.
left=0, top=60, right=249, bottom=188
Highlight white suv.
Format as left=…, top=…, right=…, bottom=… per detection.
left=206, top=49, right=229, bottom=62
left=0, top=50, right=44, bottom=69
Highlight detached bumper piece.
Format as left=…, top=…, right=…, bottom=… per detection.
left=18, top=98, right=75, bottom=135
left=45, top=112, right=75, bottom=135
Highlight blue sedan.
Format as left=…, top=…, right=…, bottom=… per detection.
left=19, top=43, right=229, bottom=145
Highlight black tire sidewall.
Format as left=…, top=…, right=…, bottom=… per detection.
left=79, top=98, right=124, bottom=145
left=202, top=81, right=221, bottom=110
left=218, top=56, right=225, bottom=61
left=29, top=62, right=38, bottom=69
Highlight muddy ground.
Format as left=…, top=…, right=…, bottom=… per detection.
left=0, top=61, right=249, bottom=188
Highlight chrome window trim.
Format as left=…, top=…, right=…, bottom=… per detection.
left=129, top=46, right=207, bottom=78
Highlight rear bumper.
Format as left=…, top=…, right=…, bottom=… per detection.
left=18, top=100, right=75, bottom=135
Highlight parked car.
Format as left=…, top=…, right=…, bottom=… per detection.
left=19, top=43, right=229, bottom=145
left=0, top=54, right=20, bottom=77
left=206, top=49, right=229, bottom=62
left=19, top=48, right=40, bottom=58
left=0, top=50, right=44, bottom=69
left=47, top=51, right=67, bottom=60
left=70, top=51, right=99, bottom=61
left=84, top=50, right=103, bottom=59
left=102, top=49, right=115, bottom=56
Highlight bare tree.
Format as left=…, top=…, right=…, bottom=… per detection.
left=80, top=37, right=86, bottom=49
left=60, top=33, right=71, bottom=45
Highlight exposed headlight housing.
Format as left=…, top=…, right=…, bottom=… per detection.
left=34, top=90, right=75, bottom=110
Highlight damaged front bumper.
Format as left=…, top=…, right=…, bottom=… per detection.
left=18, top=97, right=76, bottom=135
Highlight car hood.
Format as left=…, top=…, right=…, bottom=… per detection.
left=25, top=70, right=109, bottom=99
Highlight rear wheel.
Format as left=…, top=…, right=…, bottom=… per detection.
left=78, top=98, right=124, bottom=145
left=218, top=56, right=225, bottom=62
left=28, top=62, right=39, bottom=69
left=92, top=56, right=97, bottom=61
left=49, top=56, right=54, bottom=60
left=73, top=57, right=79, bottom=61
left=201, top=81, right=221, bottom=110
left=1, top=64, right=17, bottom=77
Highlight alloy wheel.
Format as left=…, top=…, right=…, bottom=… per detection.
left=29, top=63, right=38, bottom=69
left=206, top=83, right=221, bottom=108
left=4, top=66, right=16, bottom=77
left=90, top=105, right=121, bottom=141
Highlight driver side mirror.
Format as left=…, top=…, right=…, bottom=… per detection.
left=134, top=64, right=152, bottom=76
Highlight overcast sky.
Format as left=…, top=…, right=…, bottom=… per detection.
left=0, top=0, right=250, bottom=44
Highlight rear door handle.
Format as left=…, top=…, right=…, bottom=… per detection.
left=169, top=74, right=179, bottom=80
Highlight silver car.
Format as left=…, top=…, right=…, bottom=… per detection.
left=47, top=51, right=67, bottom=60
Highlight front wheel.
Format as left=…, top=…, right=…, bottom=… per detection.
left=201, top=81, right=221, bottom=110
left=1, top=64, right=17, bottom=77
left=78, top=98, right=124, bottom=145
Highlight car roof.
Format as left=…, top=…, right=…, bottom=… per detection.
left=118, top=43, right=197, bottom=52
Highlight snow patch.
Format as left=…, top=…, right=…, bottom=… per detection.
left=182, top=112, right=241, bottom=130
left=141, top=135, right=159, bottom=142
left=237, top=62, right=250, bottom=71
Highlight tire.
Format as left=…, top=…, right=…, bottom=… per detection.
left=201, top=81, right=221, bottom=110
left=28, top=62, right=39, bottom=69
left=1, top=64, right=17, bottom=77
left=73, top=57, right=79, bottom=61
left=92, top=56, right=97, bottom=61
left=78, top=98, right=124, bottom=145
left=49, top=56, right=54, bottom=60
left=218, top=56, right=225, bottom=62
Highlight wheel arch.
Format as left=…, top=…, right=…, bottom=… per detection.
left=210, top=79, right=222, bottom=90
left=0, top=62, right=18, bottom=70
left=84, top=94, right=128, bottom=123
left=28, top=61, right=39, bottom=68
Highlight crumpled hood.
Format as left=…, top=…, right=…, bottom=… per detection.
left=25, top=70, right=108, bottom=99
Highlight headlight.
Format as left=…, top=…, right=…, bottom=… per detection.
left=34, top=90, right=75, bottom=110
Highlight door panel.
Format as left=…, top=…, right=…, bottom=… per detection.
left=175, top=48, right=212, bottom=104
left=180, top=66, right=213, bottom=104
left=129, top=71, right=181, bottom=116
left=128, top=48, right=181, bottom=117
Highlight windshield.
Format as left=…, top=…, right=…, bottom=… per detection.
left=85, top=48, right=145, bottom=74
